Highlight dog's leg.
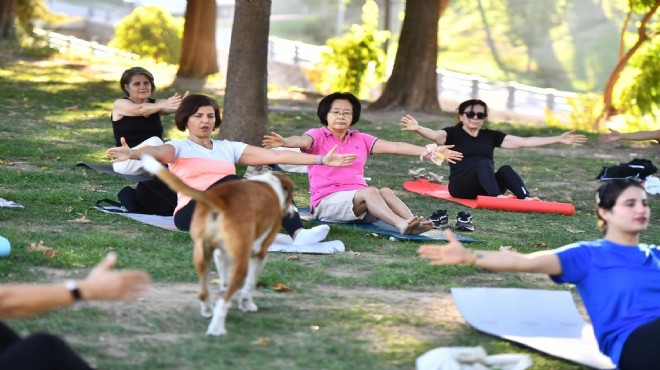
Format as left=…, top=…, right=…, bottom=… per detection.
left=194, top=240, right=213, bottom=318
left=206, top=298, right=231, bottom=336
left=207, top=245, right=248, bottom=337
left=239, top=256, right=262, bottom=312
left=213, top=249, right=229, bottom=295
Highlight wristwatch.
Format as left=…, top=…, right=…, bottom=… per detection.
left=65, top=280, right=83, bottom=302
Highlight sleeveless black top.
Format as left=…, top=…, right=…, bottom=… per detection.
left=112, top=98, right=163, bottom=147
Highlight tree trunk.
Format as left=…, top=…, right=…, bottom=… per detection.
left=599, top=1, right=659, bottom=127
left=0, top=0, right=17, bottom=42
left=369, top=0, right=447, bottom=113
left=221, top=0, right=271, bottom=146
left=476, top=0, right=508, bottom=75
left=177, top=0, right=219, bottom=79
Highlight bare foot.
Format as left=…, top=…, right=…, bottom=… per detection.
left=411, top=218, right=434, bottom=235
left=523, top=197, right=541, bottom=201
left=400, top=217, right=433, bottom=235
left=497, top=194, right=515, bottom=199
left=400, top=217, right=420, bottom=234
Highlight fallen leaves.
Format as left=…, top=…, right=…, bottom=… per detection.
left=271, top=282, right=291, bottom=292
left=69, top=214, right=91, bottom=224
left=566, top=225, right=585, bottom=233
left=27, top=240, right=59, bottom=258
left=533, top=242, right=548, bottom=249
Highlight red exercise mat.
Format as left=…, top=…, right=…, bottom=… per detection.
left=404, top=179, right=575, bottom=215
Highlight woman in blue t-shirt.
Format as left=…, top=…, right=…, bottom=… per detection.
left=400, top=99, right=587, bottom=200
left=418, top=179, right=660, bottom=369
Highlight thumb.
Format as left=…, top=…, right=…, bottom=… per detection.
left=120, top=137, right=128, bottom=147
left=326, top=145, right=338, bottom=156
left=183, top=91, right=190, bottom=98
left=444, top=229, right=457, bottom=243
left=92, top=252, right=117, bottom=274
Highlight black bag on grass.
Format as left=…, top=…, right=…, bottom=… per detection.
left=117, top=177, right=176, bottom=215
left=596, top=158, right=657, bottom=181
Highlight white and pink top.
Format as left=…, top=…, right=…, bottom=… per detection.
left=165, top=138, right=248, bottom=214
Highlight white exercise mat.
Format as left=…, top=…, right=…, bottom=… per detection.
left=94, top=206, right=343, bottom=254
left=451, top=287, right=615, bottom=369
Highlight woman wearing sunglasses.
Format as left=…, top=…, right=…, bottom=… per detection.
left=400, top=99, right=587, bottom=200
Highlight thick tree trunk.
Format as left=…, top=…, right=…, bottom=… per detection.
left=177, top=0, right=218, bottom=79
left=599, top=1, right=659, bottom=127
left=0, top=0, right=17, bottom=42
left=369, top=0, right=447, bottom=113
left=221, top=0, right=271, bottom=146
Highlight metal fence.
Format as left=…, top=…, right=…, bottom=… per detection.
left=34, top=29, right=139, bottom=61
left=264, top=37, right=579, bottom=120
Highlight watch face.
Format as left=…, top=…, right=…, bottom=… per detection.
left=65, top=280, right=82, bottom=301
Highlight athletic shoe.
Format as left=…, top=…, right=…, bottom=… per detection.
left=455, top=211, right=474, bottom=232
left=429, top=209, right=449, bottom=229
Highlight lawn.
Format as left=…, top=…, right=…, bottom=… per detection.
left=0, top=55, right=658, bottom=370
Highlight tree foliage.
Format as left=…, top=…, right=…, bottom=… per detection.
left=315, top=0, right=389, bottom=99
left=600, top=0, right=659, bottom=127
left=109, top=6, right=183, bottom=64
left=17, top=0, right=63, bottom=34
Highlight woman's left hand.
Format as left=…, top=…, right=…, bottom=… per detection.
left=421, top=144, right=462, bottom=165
left=321, top=145, right=358, bottom=167
left=105, top=137, right=131, bottom=162
left=559, top=131, right=588, bottom=145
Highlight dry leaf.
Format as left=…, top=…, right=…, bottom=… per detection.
left=533, top=242, right=548, bottom=249
left=366, top=233, right=380, bottom=238
left=271, top=282, right=291, bottom=292
left=26, top=240, right=59, bottom=258
left=566, top=226, right=585, bottom=233
left=210, top=278, right=221, bottom=285
left=349, top=251, right=362, bottom=256
left=286, top=255, right=300, bottom=261
left=251, top=337, right=270, bottom=345
left=70, top=214, right=91, bottom=224
left=66, top=105, right=78, bottom=111
left=0, top=160, right=14, bottom=166
left=500, top=245, right=517, bottom=252
left=65, top=206, right=73, bottom=213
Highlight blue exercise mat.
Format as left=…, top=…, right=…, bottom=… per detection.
left=297, top=207, right=477, bottom=243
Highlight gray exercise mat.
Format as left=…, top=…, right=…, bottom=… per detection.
left=451, top=287, right=615, bottom=369
left=76, top=162, right=152, bottom=182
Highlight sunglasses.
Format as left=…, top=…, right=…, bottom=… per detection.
left=463, top=112, right=487, bottom=119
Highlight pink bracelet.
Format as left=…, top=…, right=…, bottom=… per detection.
left=316, top=155, right=323, bottom=165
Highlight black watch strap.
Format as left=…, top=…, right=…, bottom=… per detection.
left=65, top=280, right=83, bottom=302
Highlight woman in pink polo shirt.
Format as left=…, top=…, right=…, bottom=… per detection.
left=263, top=92, right=462, bottom=235
left=107, top=94, right=357, bottom=245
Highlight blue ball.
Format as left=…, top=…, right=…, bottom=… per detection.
left=0, top=236, right=11, bottom=257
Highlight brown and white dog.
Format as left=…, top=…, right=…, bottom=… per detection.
left=141, top=155, right=295, bottom=336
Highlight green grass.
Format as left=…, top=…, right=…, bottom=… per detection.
left=1, top=56, right=659, bottom=369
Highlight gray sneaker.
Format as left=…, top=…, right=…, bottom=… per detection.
left=455, top=211, right=474, bottom=232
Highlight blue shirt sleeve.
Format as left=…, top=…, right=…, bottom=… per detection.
left=550, top=242, right=591, bottom=284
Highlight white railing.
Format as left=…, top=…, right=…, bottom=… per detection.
left=34, top=29, right=140, bottom=61
left=263, top=37, right=580, bottom=120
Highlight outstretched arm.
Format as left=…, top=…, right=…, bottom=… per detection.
left=112, top=91, right=187, bottom=118
left=418, top=230, right=562, bottom=275
left=262, top=132, right=313, bottom=151
left=400, top=114, right=447, bottom=144
left=105, top=137, right=176, bottom=164
left=239, top=144, right=357, bottom=167
left=501, top=131, right=587, bottom=149
left=0, top=253, right=149, bottom=319
left=372, top=140, right=463, bottom=164
left=600, top=128, right=660, bottom=143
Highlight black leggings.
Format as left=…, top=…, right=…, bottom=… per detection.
left=0, top=322, right=93, bottom=370
left=173, top=175, right=304, bottom=235
left=448, top=159, right=530, bottom=199
left=618, top=317, right=660, bottom=370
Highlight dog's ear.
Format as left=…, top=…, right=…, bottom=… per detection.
left=273, top=173, right=295, bottom=215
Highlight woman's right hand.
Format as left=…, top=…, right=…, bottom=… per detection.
left=105, top=137, right=131, bottom=162
left=80, top=253, right=150, bottom=301
left=418, top=230, right=471, bottom=266
left=400, top=114, right=421, bottom=131
left=262, top=132, right=285, bottom=149
left=599, top=128, right=622, bottom=143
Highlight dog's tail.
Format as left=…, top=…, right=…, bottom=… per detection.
left=141, top=154, right=220, bottom=210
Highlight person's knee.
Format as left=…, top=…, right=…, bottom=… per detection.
left=378, top=187, right=394, bottom=197
left=360, top=186, right=380, bottom=199
left=497, top=164, right=514, bottom=173
left=476, top=160, right=495, bottom=171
